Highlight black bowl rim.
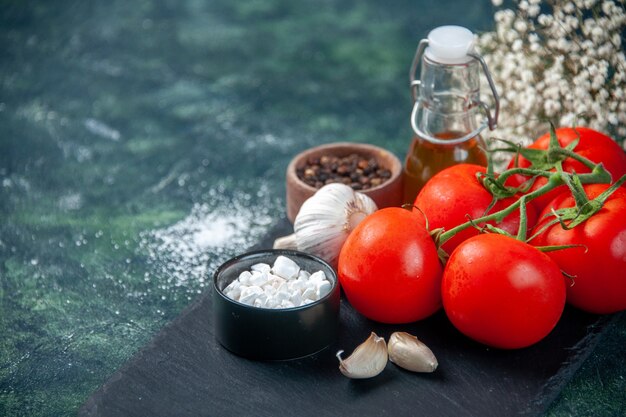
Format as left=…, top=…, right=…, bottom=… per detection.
left=213, top=249, right=339, bottom=312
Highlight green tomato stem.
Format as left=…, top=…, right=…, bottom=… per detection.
left=437, top=169, right=611, bottom=247
left=551, top=148, right=598, bottom=171
left=493, top=167, right=551, bottom=187
left=515, top=196, right=529, bottom=241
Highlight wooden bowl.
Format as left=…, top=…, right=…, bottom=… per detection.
left=285, top=142, right=403, bottom=223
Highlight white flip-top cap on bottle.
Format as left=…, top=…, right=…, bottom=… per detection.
left=424, top=25, right=475, bottom=64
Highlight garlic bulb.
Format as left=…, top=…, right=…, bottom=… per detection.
left=336, top=332, right=388, bottom=379
left=387, top=331, right=438, bottom=373
left=274, top=183, right=377, bottom=267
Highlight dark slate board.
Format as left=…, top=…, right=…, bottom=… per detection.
left=80, top=219, right=615, bottom=417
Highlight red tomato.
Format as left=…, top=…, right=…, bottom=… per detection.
left=442, top=234, right=566, bottom=349
left=338, top=207, right=443, bottom=323
left=413, top=164, right=537, bottom=254
left=506, top=127, right=626, bottom=211
left=531, top=184, right=626, bottom=314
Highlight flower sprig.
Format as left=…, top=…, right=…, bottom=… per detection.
left=478, top=0, right=626, bottom=156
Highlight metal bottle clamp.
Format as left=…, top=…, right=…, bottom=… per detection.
left=409, top=39, right=500, bottom=145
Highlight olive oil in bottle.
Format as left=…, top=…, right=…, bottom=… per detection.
left=403, top=133, right=487, bottom=204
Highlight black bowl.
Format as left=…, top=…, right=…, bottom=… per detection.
left=212, top=249, right=340, bottom=360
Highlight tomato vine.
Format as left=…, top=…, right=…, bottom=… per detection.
left=435, top=125, right=624, bottom=254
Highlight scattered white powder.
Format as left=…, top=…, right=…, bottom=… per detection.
left=58, top=192, right=83, bottom=211
left=243, top=133, right=294, bottom=152
left=84, top=118, right=121, bottom=141
left=191, top=215, right=239, bottom=248
left=140, top=185, right=278, bottom=292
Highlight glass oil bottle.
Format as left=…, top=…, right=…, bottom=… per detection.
left=403, top=25, right=500, bottom=204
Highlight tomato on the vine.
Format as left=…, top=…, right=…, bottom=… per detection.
left=531, top=184, right=626, bottom=314
left=338, top=207, right=442, bottom=323
left=442, top=234, right=566, bottom=349
left=413, top=164, right=537, bottom=253
left=506, top=127, right=626, bottom=211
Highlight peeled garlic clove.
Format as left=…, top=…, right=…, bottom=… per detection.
left=336, top=332, right=387, bottom=379
left=388, top=331, right=438, bottom=373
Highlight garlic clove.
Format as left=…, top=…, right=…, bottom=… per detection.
left=336, top=332, right=388, bottom=379
left=387, top=331, right=438, bottom=373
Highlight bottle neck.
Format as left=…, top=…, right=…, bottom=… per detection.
left=416, top=55, right=482, bottom=142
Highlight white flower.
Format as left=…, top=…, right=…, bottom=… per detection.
left=563, top=2, right=577, bottom=13
left=527, top=4, right=541, bottom=17
left=478, top=0, right=626, bottom=166
left=537, top=14, right=552, bottom=26
left=514, top=19, right=528, bottom=32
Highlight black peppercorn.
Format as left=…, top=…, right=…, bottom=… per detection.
left=297, top=153, right=392, bottom=191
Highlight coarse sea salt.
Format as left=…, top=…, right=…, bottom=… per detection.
left=223, top=255, right=332, bottom=309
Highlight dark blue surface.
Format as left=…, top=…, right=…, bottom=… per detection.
left=1, top=1, right=624, bottom=416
